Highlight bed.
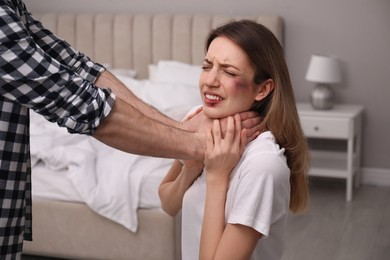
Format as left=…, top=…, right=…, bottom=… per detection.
left=23, top=13, right=284, bottom=259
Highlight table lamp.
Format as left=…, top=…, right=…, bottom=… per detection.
left=305, top=54, right=341, bottom=110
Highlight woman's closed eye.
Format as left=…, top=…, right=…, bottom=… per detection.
left=201, top=65, right=212, bottom=71
left=201, top=65, right=238, bottom=78
left=223, top=70, right=237, bottom=77
left=219, top=63, right=241, bottom=78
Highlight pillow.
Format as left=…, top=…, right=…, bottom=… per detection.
left=105, top=73, right=201, bottom=121
left=108, top=61, right=202, bottom=121
left=141, top=80, right=201, bottom=121
left=148, top=64, right=158, bottom=81
left=149, top=60, right=201, bottom=86
left=112, top=73, right=147, bottom=99
left=101, top=62, right=137, bottom=79
left=110, top=68, right=137, bottom=78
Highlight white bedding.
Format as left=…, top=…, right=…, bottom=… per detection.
left=32, top=161, right=166, bottom=208
left=30, top=114, right=174, bottom=232
left=30, top=61, right=202, bottom=232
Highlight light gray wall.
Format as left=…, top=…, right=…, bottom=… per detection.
left=24, top=0, right=390, bottom=170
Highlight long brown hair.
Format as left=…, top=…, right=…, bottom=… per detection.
left=206, top=20, right=310, bottom=213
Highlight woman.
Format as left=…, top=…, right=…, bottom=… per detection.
left=159, top=20, right=310, bottom=260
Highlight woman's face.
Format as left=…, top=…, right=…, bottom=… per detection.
left=200, top=36, right=261, bottom=119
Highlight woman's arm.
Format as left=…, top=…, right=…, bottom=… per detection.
left=158, top=159, right=203, bottom=216
left=200, top=115, right=261, bottom=260
left=210, top=224, right=262, bottom=260
left=201, top=179, right=262, bottom=260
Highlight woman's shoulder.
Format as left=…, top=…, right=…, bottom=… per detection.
left=237, top=131, right=289, bottom=180
left=244, top=131, right=285, bottom=158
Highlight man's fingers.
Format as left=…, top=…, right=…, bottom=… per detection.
left=239, top=110, right=259, bottom=121
left=245, top=121, right=263, bottom=139
left=240, top=128, right=248, bottom=154
left=234, top=113, right=242, bottom=143
left=184, top=106, right=203, bottom=121
left=241, top=115, right=262, bottom=129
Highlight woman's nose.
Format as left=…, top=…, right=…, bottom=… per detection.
left=204, top=68, right=220, bottom=87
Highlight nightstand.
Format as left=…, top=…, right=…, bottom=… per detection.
left=297, top=103, right=364, bottom=201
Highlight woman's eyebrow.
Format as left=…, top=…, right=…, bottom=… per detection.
left=203, top=58, right=240, bottom=71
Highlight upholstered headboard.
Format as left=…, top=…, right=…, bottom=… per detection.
left=34, top=13, right=284, bottom=79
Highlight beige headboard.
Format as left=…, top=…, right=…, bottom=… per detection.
left=34, top=13, right=284, bottom=79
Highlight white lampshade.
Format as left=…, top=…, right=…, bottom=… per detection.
left=305, top=55, right=341, bottom=84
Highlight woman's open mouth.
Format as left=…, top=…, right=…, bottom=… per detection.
left=204, top=93, right=223, bottom=105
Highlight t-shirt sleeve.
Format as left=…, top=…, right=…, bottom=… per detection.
left=227, top=152, right=290, bottom=237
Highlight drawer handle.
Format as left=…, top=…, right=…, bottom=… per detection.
left=314, top=126, right=319, bottom=131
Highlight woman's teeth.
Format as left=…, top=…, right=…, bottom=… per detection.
left=205, top=94, right=223, bottom=101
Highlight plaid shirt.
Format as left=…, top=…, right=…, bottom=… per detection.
left=0, top=0, right=115, bottom=257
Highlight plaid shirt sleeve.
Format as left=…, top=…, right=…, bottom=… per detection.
left=26, top=9, right=106, bottom=84
left=0, top=2, right=116, bottom=135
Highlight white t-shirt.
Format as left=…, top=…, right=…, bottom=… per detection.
left=181, top=131, right=291, bottom=260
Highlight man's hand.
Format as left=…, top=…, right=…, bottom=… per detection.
left=180, top=106, right=207, bottom=133
left=181, top=108, right=263, bottom=144
left=238, top=111, right=263, bottom=142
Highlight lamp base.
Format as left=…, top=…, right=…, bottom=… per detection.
left=310, top=84, right=334, bottom=110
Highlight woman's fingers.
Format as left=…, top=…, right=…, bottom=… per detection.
left=212, top=119, right=222, bottom=145
left=206, top=126, right=214, bottom=154
left=212, top=115, right=242, bottom=148
left=234, top=114, right=242, bottom=144
left=223, top=116, right=234, bottom=144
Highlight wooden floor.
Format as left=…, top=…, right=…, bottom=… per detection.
left=282, top=178, right=390, bottom=260
left=23, top=179, right=390, bottom=260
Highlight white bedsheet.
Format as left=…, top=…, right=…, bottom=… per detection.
left=31, top=121, right=174, bottom=232
left=32, top=161, right=165, bottom=208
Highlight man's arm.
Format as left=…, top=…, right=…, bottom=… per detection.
left=93, top=97, right=206, bottom=160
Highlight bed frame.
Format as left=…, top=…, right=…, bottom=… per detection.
left=23, top=13, right=283, bottom=259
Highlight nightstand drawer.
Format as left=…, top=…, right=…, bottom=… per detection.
left=300, top=117, right=349, bottom=138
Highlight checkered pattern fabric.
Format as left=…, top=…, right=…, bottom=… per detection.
left=0, top=0, right=115, bottom=258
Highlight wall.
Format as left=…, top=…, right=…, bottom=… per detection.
left=23, top=0, right=390, bottom=175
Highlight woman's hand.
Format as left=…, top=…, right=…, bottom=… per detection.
left=204, top=114, right=247, bottom=179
